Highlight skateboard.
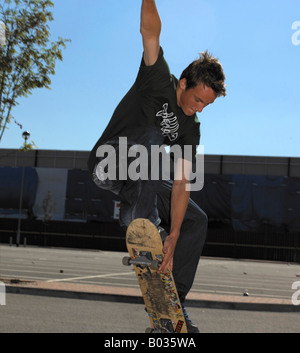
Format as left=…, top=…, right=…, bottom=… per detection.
left=122, top=218, right=187, bottom=333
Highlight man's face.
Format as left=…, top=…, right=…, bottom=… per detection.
left=177, top=79, right=217, bottom=116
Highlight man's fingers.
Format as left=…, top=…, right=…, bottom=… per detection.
left=158, top=253, right=173, bottom=273
left=159, top=236, right=175, bottom=273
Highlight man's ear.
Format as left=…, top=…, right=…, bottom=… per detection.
left=179, top=78, right=187, bottom=90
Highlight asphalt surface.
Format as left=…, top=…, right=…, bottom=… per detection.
left=1, top=244, right=300, bottom=333
left=2, top=293, right=300, bottom=333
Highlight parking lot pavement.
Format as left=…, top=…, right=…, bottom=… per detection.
left=1, top=293, right=300, bottom=333
left=1, top=244, right=300, bottom=312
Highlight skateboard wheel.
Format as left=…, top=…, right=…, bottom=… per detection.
left=122, top=256, right=131, bottom=266
left=150, top=259, right=160, bottom=270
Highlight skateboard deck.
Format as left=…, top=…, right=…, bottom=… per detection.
left=123, top=218, right=187, bottom=333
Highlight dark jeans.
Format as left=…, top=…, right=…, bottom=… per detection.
left=91, top=128, right=207, bottom=302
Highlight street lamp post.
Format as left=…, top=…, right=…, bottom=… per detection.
left=22, top=131, right=30, bottom=146
left=16, top=131, right=30, bottom=247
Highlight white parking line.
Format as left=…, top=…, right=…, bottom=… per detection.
left=46, top=271, right=134, bottom=283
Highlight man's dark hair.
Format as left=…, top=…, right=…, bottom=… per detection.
left=180, top=51, right=226, bottom=97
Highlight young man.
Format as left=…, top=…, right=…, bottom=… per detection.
left=88, top=0, right=226, bottom=333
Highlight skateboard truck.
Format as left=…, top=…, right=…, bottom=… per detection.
left=122, top=251, right=161, bottom=270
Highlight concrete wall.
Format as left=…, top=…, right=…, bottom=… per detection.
left=1, top=148, right=299, bottom=177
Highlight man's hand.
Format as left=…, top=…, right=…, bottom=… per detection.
left=158, top=234, right=178, bottom=273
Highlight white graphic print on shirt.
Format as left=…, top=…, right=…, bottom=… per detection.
left=156, top=103, right=179, bottom=142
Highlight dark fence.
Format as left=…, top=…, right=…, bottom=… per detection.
left=1, top=219, right=299, bottom=263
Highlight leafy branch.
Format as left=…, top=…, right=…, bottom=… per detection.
left=0, top=0, right=70, bottom=143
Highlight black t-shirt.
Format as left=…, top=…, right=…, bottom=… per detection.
left=88, top=47, right=200, bottom=172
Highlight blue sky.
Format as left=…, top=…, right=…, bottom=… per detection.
left=1, top=0, right=300, bottom=157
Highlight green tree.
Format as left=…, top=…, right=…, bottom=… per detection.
left=0, top=0, right=69, bottom=142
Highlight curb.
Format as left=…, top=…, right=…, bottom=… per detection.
left=5, top=280, right=300, bottom=313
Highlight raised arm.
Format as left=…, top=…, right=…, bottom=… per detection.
left=140, top=0, right=161, bottom=66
